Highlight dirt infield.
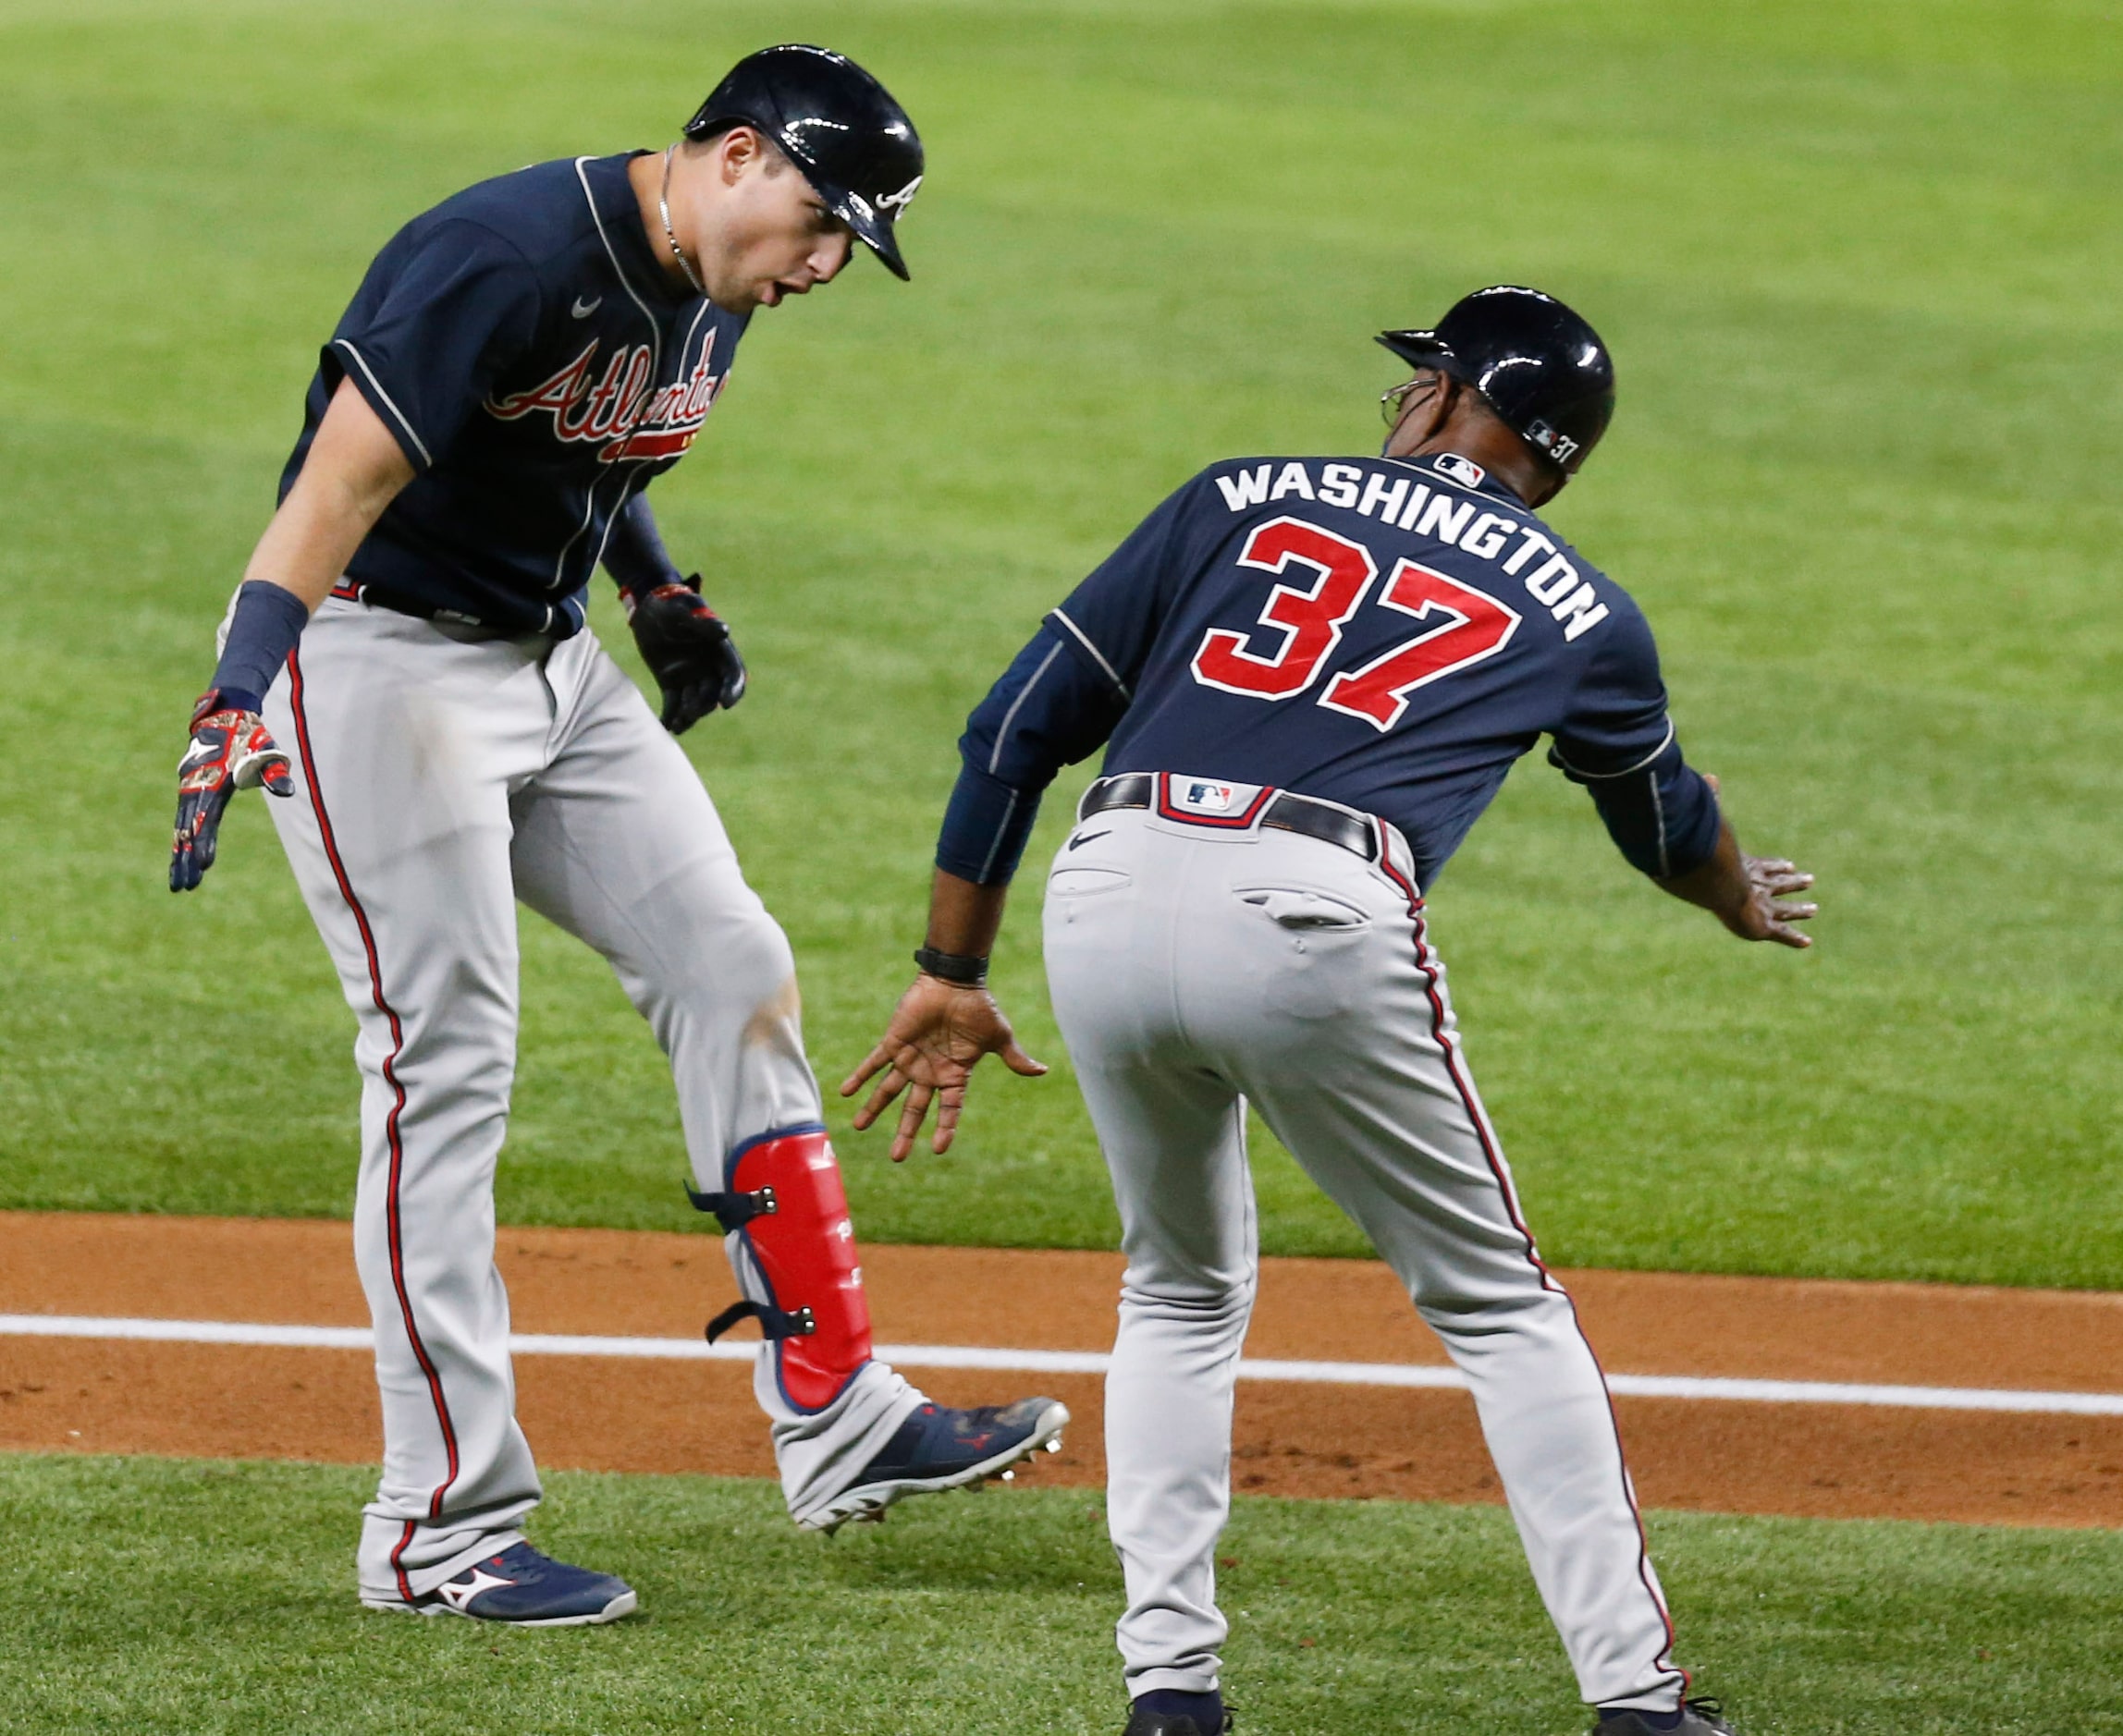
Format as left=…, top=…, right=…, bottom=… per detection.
left=6, top=1211, right=2123, bottom=1528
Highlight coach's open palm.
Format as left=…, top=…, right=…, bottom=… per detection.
left=841, top=975, right=1047, bottom=1161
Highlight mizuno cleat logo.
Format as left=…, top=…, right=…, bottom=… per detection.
left=436, top=1566, right=515, bottom=1610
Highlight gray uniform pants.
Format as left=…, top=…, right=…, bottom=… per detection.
left=258, top=598, right=920, bottom=1602
left=1041, top=786, right=1686, bottom=1713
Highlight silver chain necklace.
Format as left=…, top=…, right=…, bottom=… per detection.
left=658, top=146, right=706, bottom=296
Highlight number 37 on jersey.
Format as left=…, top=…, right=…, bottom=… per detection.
left=1191, top=515, right=1579, bottom=733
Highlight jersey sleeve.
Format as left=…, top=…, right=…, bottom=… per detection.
left=325, top=219, right=543, bottom=472
left=933, top=477, right=1207, bottom=886
left=1548, top=605, right=1721, bottom=880
left=1043, top=475, right=1205, bottom=701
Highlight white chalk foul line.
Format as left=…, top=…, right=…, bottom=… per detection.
left=5, top=1314, right=2119, bottom=1417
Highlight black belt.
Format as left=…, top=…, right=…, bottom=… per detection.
left=1079, top=772, right=1381, bottom=862
left=330, top=580, right=558, bottom=639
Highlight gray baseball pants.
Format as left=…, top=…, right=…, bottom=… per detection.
left=256, top=596, right=922, bottom=1604
left=1041, top=788, right=1687, bottom=1713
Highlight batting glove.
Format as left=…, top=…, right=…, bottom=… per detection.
left=623, top=577, right=747, bottom=737
left=169, top=691, right=295, bottom=893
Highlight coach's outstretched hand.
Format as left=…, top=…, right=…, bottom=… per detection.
left=1661, top=775, right=1817, bottom=948
left=624, top=576, right=747, bottom=736
left=841, top=975, right=1048, bottom=1162
left=169, top=698, right=295, bottom=892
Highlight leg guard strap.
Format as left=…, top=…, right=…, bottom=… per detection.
left=685, top=1180, right=779, bottom=1232
left=703, top=1125, right=874, bottom=1413
left=705, top=1298, right=814, bottom=1343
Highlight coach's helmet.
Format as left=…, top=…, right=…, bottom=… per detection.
left=1378, top=286, right=1615, bottom=473
left=685, top=44, right=925, bottom=281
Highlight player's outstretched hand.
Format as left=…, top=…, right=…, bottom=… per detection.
left=623, top=576, right=746, bottom=736
left=840, top=974, right=1048, bottom=1162
left=1693, top=774, right=1817, bottom=948
left=1725, top=853, right=1817, bottom=948
left=169, top=698, right=295, bottom=893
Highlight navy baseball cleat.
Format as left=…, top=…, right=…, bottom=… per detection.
left=362, top=1543, right=637, bottom=1626
left=1123, top=1690, right=1233, bottom=1733
left=1595, top=1700, right=1736, bottom=1735
left=804, top=1397, right=1070, bottom=1534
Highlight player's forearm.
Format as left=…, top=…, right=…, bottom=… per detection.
left=1655, top=815, right=1748, bottom=921
left=923, top=868, right=1012, bottom=961
left=194, top=380, right=414, bottom=716
left=602, top=494, right=685, bottom=595
left=242, top=378, right=415, bottom=611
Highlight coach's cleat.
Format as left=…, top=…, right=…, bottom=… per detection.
left=1123, top=1689, right=1233, bottom=1734
left=804, top=1397, right=1070, bottom=1534
left=1594, top=1699, right=1736, bottom=1735
left=367, top=1543, right=637, bottom=1626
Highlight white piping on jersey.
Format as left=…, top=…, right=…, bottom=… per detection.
left=555, top=157, right=668, bottom=595
left=333, top=338, right=433, bottom=469
left=989, top=642, right=1063, bottom=775
left=577, top=156, right=661, bottom=333
left=1649, top=771, right=1670, bottom=878
left=1548, top=719, right=1675, bottom=781
left=976, top=789, right=1022, bottom=883
left=583, top=299, right=718, bottom=581
left=1049, top=606, right=1132, bottom=701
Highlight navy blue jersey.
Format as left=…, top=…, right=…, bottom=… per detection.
left=939, top=450, right=1719, bottom=890
left=280, top=153, right=746, bottom=637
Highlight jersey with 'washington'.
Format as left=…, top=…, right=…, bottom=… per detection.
left=946, top=450, right=1719, bottom=890
left=280, top=152, right=749, bottom=637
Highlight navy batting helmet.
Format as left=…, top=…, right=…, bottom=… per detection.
left=1378, top=286, right=1615, bottom=473
left=685, top=45, right=925, bottom=280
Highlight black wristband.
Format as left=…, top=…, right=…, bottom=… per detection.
left=914, top=946, right=988, bottom=988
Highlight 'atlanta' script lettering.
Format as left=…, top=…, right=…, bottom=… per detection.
left=485, top=335, right=728, bottom=464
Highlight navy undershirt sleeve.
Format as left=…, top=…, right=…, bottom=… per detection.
left=602, top=494, right=685, bottom=595
left=1550, top=607, right=1721, bottom=879
left=935, top=624, right=1131, bottom=884
left=933, top=479, right=1204, bottom=886
left=326, top=218, right=543, bottom=473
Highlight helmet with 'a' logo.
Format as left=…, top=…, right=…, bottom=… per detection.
left=684, top=44, right=926, bottom=281
left=1377, top=286, right=1616, bottom=474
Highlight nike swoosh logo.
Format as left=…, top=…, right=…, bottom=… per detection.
left=1066, top=830, right=1111, bottom=851
left=571, top=295, right=602, bottom=319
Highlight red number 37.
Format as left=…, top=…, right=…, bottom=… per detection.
left=1189, top=516, right=1520, bottom=731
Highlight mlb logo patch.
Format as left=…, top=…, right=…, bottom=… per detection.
left=1167, top=776, right=1262, bottom=817
left=1432, top=454, right=1486, bottom=489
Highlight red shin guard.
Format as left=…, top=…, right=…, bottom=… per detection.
left=696, top=1127, right=873, bottom=1412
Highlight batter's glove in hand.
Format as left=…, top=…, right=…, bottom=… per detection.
left=169, top=694, right=294, bottom=893
left=623, top=577, right=746, bottom=735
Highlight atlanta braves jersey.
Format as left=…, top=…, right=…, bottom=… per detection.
left=938, top=449, right=1720, bottom=890
left=280, top=152, right=746, bottom=636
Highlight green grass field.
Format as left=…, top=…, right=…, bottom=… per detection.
left=7, top=1454, right=2123, bottom=1735
left=2, top=3, right=2120, bottom=1729
left=1, top=0, right=2119, bottom=1283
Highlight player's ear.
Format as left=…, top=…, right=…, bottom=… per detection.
left=718, top=126, right=762, bottom=186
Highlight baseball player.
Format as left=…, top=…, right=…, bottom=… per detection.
left=167, top=44, right=1064, bottom=1627
left=846, top=287, right=1815, bottom=1734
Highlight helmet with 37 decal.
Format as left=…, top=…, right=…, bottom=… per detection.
left=685, top=44, right=926, bottom=281
left=1378, top=285, right=1616, bottom=475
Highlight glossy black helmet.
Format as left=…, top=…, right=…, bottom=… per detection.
left=685, top=44, right=925, bottom=280
left=1378, top=286, right=1615, bottom=473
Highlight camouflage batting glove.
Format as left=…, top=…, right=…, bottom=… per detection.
left=169, top=691, right=295, bottom=893
left=622, top=575, right=747, bottom=736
